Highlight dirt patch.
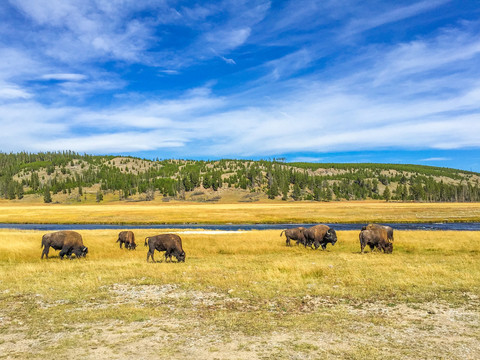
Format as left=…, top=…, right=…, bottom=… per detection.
left=2, top=286, right=480, bottom=359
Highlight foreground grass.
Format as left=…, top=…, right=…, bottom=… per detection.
left=1, top=228, right=479, bottom=359
left=1, top=201, right=480, bottom=224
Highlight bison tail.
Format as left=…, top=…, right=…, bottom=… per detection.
left=280, top=230, right=285, bottom=237
left=144, top=237, right=149, bottom=247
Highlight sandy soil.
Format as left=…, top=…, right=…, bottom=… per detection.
left=1, top=285, right=479, bottom=359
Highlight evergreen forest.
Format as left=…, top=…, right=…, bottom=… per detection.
left=1, top=151, right=479, bottom=203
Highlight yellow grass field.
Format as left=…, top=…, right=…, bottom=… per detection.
left=1, top=201, right=480, bottom=224
left=1, top=227, right=479, bottom=359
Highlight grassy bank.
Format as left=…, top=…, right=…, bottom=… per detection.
left=1, top=228, right=479, bottom=359
left=1, top=201, right=480, bottom=224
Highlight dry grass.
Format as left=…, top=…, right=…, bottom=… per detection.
left=1, top=201, right=480, bottom=224
left=1, top=228, right=480, bottom=359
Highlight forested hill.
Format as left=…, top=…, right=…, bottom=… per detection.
left=1, top=151, right=479, bottom=203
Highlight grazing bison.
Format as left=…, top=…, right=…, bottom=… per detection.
left=41, top=231, right=88, bottom=259
left=144, top=234, right=186, bottom=263
left=280, top=227, right=306, bottom=246
left=359, top=229, right=393, bottom=254
left=304, top=225, right=337, bottom=250
left=117, top=231, right=136, bottom=249
left=362, top=224, right=394, bottom=242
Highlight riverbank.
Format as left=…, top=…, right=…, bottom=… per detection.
left=1, top=201, right=480, bottom=224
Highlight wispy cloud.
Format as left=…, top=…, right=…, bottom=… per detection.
left=343, top=0, right=452, bottom=36
left=421, top=157, right=451, bottom=162
left=41, top=73, right=87, bottom=81
left=0, top=84, right=32, bottom=99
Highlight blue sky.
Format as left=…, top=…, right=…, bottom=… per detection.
left=1, top=1, right=480, bottom=171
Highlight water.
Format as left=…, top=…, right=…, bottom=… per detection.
left=1, top=222, right=480, bottom=231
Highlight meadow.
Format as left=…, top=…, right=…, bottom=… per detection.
left=1, top=201, right=480, bottom=224
left=1, top=227, right=479, bottom=359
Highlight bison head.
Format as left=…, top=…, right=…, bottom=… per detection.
left=80, top=246, right=88, bottom=257
left=177, top=251, right=186, bottom=262
left=324, top=228, right=337, bottom=245
left=384, top=242, right=393, bottom=254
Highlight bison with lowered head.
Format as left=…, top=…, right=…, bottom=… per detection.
left=304, top=225, right=337, bottom=250
left=117, top=230, right=136, bottom=249
left=280, top=227, right=306, bottom=246
left=361, top=224, right=394, bottom=242
left=359, top=229, right=393, bottom=254
left=145, top=234, right=186, bottom=263
left=41, top=231, right=88, bottom=259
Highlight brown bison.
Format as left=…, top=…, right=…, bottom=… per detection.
left=41, top=231, right=88, bottom=259
left=117, top=231, right=136, bottom=249
left=144, top=234, right=186, bottom=263
left=359, top=229, right=393, bottom=254
left=280, top=227, right=306, bottom=246
left=361, top=224, right=394, bottom=242
left=304, top=225, right=337, bottom=250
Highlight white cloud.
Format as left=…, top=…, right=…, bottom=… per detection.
left=0, top=84, right=32, bottom=99
left=220, top=56, right=236, bottom=65
left=343, top=0, right=451, bottom=36
left=421, top=157, right=451, bottom=161
left=158, top=70, right=180, bottom=75
left=41, top=73, right=87, bottom=81
left=205, top=27, right=252, bottom=51
left=42, top=131, right=186, bottom=153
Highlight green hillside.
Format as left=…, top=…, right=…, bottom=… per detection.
left=1, top=151, right=479, bottom=203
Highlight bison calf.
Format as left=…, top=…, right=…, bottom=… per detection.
left=117, top=231, right=136, bottom=250
left=144, top=234, right=186, bottom=263
left=280, top=227, right=306, bottom=246
left=41, top=231, right=88, bottom=259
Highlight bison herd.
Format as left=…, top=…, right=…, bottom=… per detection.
left=281, top=223, right=394, bottom=254
left=40, top=223, right=394, bottom=261
left=40, top=230, right=186, bottom=262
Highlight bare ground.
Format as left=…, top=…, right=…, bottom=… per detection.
left=1, top=285, right=479, bottom=359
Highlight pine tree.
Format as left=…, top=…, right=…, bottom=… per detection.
left=383, top=186, right=391, bottom=202
left=292, top=184, right=302, bottom=201
left=43, top=187, right=52, bottom=203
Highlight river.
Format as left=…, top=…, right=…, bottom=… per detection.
left=1, top=223, right=480, bottom=231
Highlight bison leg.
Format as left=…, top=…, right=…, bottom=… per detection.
left=59, top=249, right=67, bottom=260
left=285, top=236, right=291, bottom=246
left=360, top=241, right=366, bottom=253
left=65, top=248, right=75, bottom=259
left=41, top=245, right=50, bottom=259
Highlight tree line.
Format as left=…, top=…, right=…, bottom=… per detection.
left=0, top=152, right=479, bottom=203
